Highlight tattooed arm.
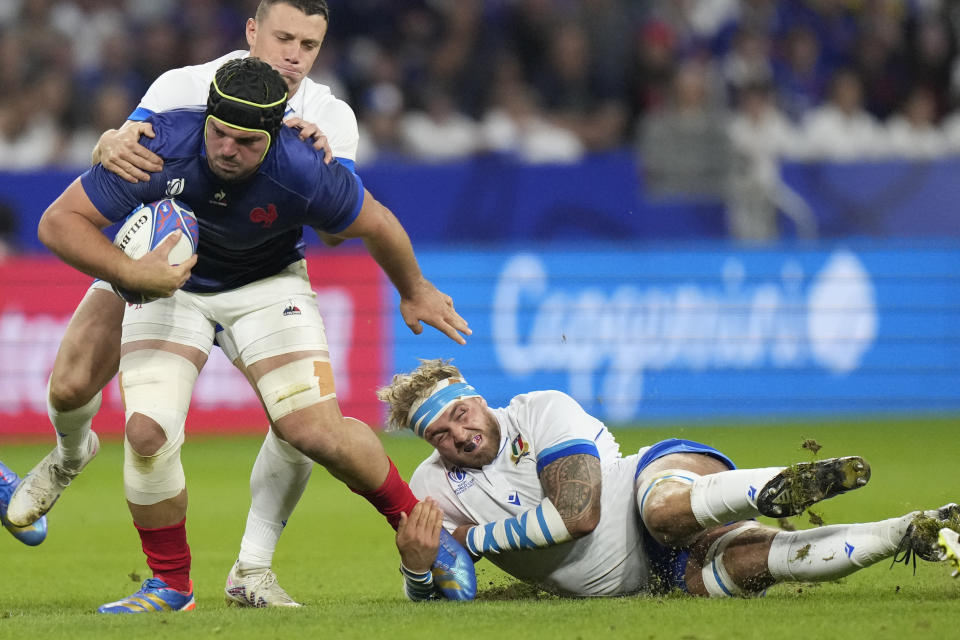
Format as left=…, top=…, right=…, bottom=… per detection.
left=539, top=453, right=602, bottom=538
left=457, top=452, right=603, bottom=556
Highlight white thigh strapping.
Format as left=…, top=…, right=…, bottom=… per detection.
left=257, top=356, right=336, bottom=422
left=121, top=290, right=217, bottom=353
left=120, top=349, right=199, bottom=504
left=209, top=261, right=328, bottom=367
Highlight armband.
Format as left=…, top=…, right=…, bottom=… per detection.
left=400, top=563, right=440, bottom=602
left=465, top=497, right=572, bottom=556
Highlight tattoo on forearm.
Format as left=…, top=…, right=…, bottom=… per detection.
left=540, top=454, right=602, bottom=533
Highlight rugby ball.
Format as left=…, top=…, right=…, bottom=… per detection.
left=112, top=198, right=199, bottom=304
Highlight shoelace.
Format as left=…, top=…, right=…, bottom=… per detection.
left=240, top=569, right=295, bottom=603
left=891, top=529, right=921, bottom=575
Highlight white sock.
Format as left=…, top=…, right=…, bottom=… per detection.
left=689, top=467, right=784, bottom=528
left=238, top=429, right=313, bottom=569
left=47, top=382, right=100, bottom=464
left=767, top=514, right=912, bottom=582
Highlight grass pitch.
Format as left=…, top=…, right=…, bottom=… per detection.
left=2, top=416, right=959, bottom=639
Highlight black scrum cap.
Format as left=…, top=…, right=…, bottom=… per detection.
left=206, top=57, right=288, bottom=145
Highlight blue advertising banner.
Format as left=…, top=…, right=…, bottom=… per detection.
left=391, top=243, right=960, bottom=424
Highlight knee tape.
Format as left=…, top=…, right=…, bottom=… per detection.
left=119, top=350, right=198, bottom=505
left=701, top=523, right=760, bottom=598
left=123, top=429, right=186, bottom=505
left=636, top=468, right=700, bottom=521
left=256, top=357, right=336, bottom=422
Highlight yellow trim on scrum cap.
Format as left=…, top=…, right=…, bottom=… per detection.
left=205, top=114, right=273, bottom=164
left=211, top=74, right=287, bottom=110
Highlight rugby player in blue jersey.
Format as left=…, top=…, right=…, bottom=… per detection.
left=9, top=0, right=472, bottom=609
left=32, top=57, right=472, bottom=613
left=385, top=359, right=958, bottom=599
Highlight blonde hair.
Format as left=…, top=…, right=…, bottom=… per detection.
left=376, top=359, right=464, bottom=431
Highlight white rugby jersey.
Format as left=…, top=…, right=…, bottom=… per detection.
left=130, top=51, right=359, bottom=161
left=409, top=390, right=653, bottom=597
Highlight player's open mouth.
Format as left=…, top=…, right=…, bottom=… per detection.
left=463, top=434, right=481, bottom=454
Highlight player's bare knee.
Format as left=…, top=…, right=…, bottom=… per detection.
left=126, top=413, right=168, bottom=457
left=637, top=467, right=701, bottom=546
left=642, top=491, right=687, bottom=545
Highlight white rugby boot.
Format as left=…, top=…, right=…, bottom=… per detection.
left=225, top=561, right=302, bottom=608
left=938, top=527, right=960, bottom=577
left=6, top=430, right=99, bottom=527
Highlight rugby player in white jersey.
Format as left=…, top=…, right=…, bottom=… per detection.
left=383, top=360, right=959, bottom=599
left=8, top=0, right=470, bottom=608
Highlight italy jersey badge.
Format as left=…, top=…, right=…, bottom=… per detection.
left=510, top=434, right=530, bottom=465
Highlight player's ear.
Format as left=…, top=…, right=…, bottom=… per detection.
left=245, top=18, right=257, bottom=48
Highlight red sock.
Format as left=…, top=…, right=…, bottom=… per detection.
left=351, top=458, right=419, bottom=530
left=135, top=518, right=192, bottom=592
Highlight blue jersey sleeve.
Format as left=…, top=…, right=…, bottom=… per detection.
left=306, top=161, right=364, bottom=234
left=80, top=165, right=158, bottom=223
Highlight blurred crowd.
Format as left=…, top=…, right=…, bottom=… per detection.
left=2, top=0, right=960, bottom=220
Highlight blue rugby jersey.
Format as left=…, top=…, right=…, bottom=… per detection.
left=80, top=107, right=364, bottom=293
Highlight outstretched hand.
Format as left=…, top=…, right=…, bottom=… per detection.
left=399, top=279, right=471, bottom=345
left=121, top=231, right=196, bottom=299
left=396, top=499, right=444, bottom=574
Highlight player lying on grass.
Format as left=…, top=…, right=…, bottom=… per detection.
left=6, top=0, right=398, bottom=609
left=22, top=58, right=474, bottom=613
left=0, top=460, right=47, bottom=547
left=384, top=359, right=960, bottom=599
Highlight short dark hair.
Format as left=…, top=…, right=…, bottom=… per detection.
left=255, top=0, right=329, bottom=23
left=206, top=57, right=288, bottom=141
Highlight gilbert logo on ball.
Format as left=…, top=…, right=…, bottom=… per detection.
left=112, top=198, right=199, bottom=304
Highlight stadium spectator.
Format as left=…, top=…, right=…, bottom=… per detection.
left=637, top=58, right=730, bottom=199
left=384, top=359, right=960, bottom=600
left=772, top=25, right=830, bottom=123
left=479, top=53, right=584, bottom=164
left=357, top=82, right=405, bottom=166
left=626, top=19, right=679, bottom=123
left=399, top=84, right=479, bottom=162
left=24, top=57, right=471, bottom=613
left=725, top=81, right=815, bottom=241
left=62, top=83, right=137, bottom=168
left=884, top=86, right=945, bottom=159
left=721, top=27, right=774, bottom=101
left=535, top=20, right=628, bottom=152
left=796, top=68, right=886, bottom=160
left=0, top=90, right=59, bottom=170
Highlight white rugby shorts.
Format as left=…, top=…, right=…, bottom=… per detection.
left=121, top=259, right=328, bottom=368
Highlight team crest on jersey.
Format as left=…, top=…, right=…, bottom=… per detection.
left=251, top=204, right=278, bottom=228
left=165, top=178, right=185, bottom=196
left=510, top=434, right=530, bottom=465
left=447, top=466, right=474, bottom=495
